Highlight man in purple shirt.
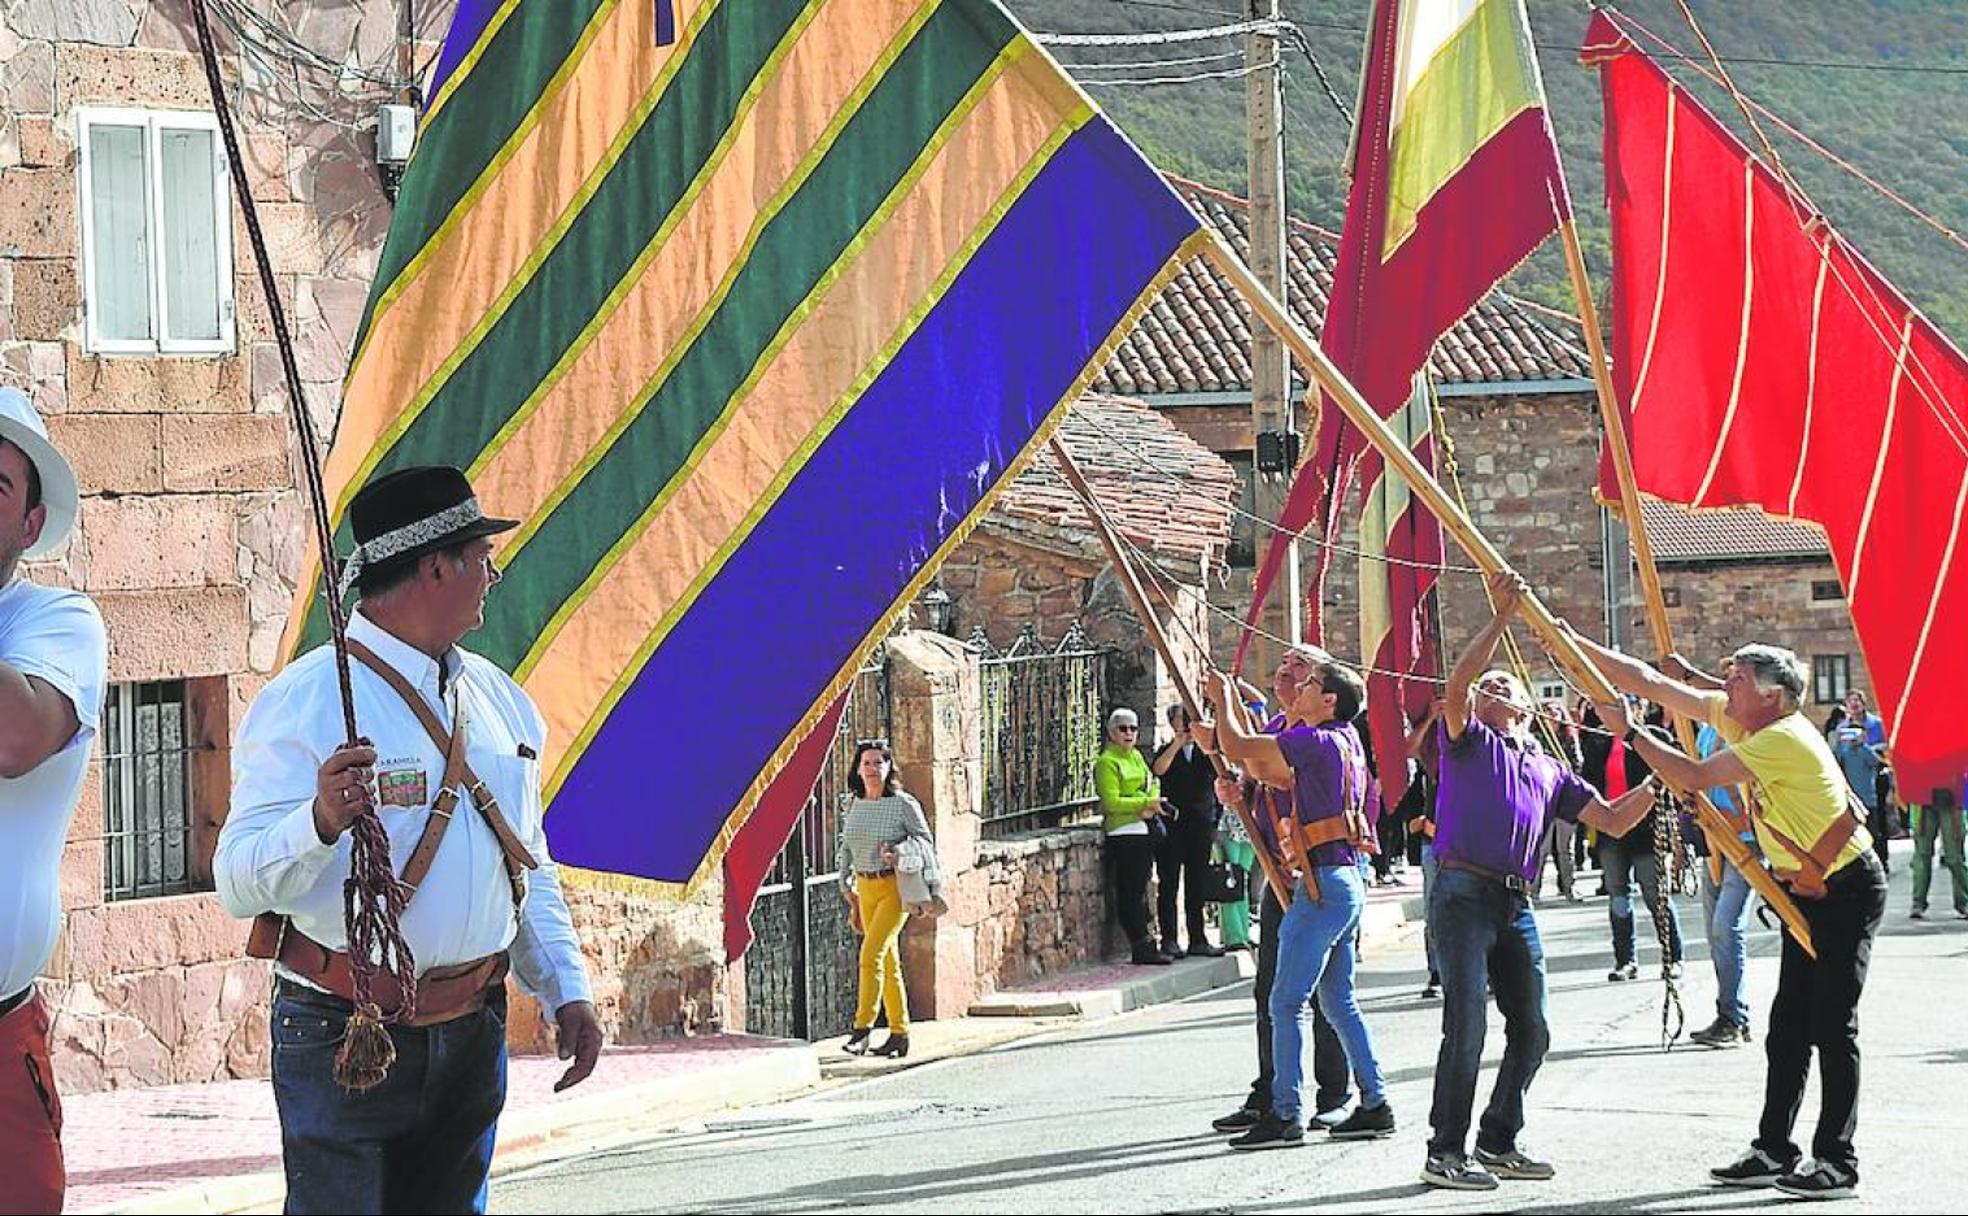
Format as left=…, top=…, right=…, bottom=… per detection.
left=1421, top=574, right=1657, bottom=1191
left=1209, top=658, right=1394, bottom=1151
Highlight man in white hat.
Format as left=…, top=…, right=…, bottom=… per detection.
left=0, top=385, right=104, bottom=1216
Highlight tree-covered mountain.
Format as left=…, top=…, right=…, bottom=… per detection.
left=1007, top=0, right=1968, bottom=338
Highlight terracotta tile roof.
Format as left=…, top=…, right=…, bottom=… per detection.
left=1095, top=176, right=1592, bottom=396
left=1642, top=499, right=1830, bottom=563
left=988, top=394, right=1238, bottom=569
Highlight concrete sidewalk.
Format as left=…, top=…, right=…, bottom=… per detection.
left=67, top=874, right=1430, bottom=1214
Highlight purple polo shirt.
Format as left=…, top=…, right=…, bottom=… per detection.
left=1435, top=716, right=1595, bottom=884
left=1278, top=721, right=1368, bottom=868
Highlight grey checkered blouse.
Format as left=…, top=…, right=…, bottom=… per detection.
left=836, top=793, right=933, bottom=885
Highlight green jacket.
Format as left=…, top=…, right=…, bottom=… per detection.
left=1095, top=744, right=1159, bottom=835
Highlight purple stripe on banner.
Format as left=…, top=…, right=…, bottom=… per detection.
left=544, top=120, right=1199, bottom=881
left=426, top=0, right=502, bottom=106
left=656, top=0, right=677, bottom=47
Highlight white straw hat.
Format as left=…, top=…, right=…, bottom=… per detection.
left=0, top=387, right=79, bottom=557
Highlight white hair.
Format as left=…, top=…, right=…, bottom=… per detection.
left=1731, top=644, right=1807, bottom=714
left=1106, top=708, right=1139, bottom=730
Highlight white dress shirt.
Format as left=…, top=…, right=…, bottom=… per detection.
left=0, top=578, right=106, bottom=999
left=216, top=612, right=592, bottom=1012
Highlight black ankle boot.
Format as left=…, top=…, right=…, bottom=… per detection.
left=872, top=1033, right=910, bottom=1058
left=843, top=1028, right=873, bottom=1055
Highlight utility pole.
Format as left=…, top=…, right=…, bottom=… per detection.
left=1246, top=0, right=1300, bottom=676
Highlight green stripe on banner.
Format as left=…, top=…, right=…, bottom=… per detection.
left=296, top=0, right=814, bottom=653
left=474, top=2, right=1017, bottom=671
left=351, top=0, right=614, bottom=359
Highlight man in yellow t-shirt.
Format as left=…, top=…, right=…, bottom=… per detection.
left=1563, top=631, right=1886, bottom=1202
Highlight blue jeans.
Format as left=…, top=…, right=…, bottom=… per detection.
left=1700, top=853, right=1754, bottom=1026
left=1427, top=868, right=1549, bottom=1157
left=272, top=984, right=509, bottom=1214
left=1270, top=865, right=1386, bottom=1121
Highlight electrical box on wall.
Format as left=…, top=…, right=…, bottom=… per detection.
left=376, top=103, right=416, bottom=165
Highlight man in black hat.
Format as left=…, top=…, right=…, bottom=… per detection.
left=216, top=466, right=601, bottom=1215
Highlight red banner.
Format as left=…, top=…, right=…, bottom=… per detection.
left=1588, top=11, right=1968, bottom=800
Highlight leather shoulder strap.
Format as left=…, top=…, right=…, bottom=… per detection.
left=346, top=641, right=538, bottom=888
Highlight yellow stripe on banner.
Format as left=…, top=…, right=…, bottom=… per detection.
left=492, top=0, right=951, bottom=568
left=1846, top=316, right=1915, bottom=605
left=1629, top=83, right=1677, bottom=419
left=466, top=0, right=940, bottom=550
left=421, top=0, right=527, bottom=126
left=333, top=0, right=714, bottom=513
left=351, top=0, right=635, bottom=382
left=590, top=228, right=1213, bottom=901
left=1786, top=254, right=1832, bottom=514
left=1692, top=161, right=1759, bottom=506
left=1383, top=0, right=1543, bottom=256
left=523, top=71, right=1089, bottom=792
left=1356, top=377, right=1433, bottom=669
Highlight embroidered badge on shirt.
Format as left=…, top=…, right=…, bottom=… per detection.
left=377, top=764, right=428, bottom=809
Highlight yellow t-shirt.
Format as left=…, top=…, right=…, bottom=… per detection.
left=1702, top=693, right=1872, bottom=876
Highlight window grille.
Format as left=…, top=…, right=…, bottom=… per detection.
left=102, top=680, right=203, bottom=901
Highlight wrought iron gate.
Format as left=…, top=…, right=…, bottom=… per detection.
left=746, top=650, right=891, bottom=1040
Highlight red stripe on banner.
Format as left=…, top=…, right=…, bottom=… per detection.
left=721, top=694, right=846, bottom=963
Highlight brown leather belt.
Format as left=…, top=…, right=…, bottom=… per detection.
left=1439, top=856, right=1535, bottom=895
left=271, top=921, right=509, bottom=1027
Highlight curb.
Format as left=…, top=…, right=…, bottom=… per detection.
left=87, top=1042, right=820, bottom=1216
left=968, top=950, right=1257, bottom=1018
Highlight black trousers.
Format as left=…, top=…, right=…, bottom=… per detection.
left=1107, top=834, right=1158, bottom=950
left=1155, top=817, right=1215, bottom=945
left=1248, top=884, right=1351, bottom=1115
left=1755, top=851, right=1887, bottom=1172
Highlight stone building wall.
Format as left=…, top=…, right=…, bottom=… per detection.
left=883, top=632, right=1116, bottom=1020
left=939, top=522, right=1213, bottom=729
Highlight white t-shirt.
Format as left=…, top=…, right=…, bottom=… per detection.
left=0, top=577, right=107, bottom=999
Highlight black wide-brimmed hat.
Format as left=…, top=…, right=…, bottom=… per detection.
left=337, top=466, right=518, bottom=596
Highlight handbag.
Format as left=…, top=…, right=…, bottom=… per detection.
left=1197, top=856, right=1248, bottom=903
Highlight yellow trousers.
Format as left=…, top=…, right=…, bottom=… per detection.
left=853, top=874, right=909, bottom=1034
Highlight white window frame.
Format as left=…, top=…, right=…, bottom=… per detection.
left=75, top=106, right=236, bottom=356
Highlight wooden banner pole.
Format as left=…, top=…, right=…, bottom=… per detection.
left=1046, top=436, right=1293, bottom=908
left=1202, top=232, right=1814, bottom=956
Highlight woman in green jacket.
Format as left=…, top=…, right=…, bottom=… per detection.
left=1096, top=707, right=1172, bottom=965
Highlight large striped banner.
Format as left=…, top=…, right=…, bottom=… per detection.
left=286, top=0, right=1207, bottom=895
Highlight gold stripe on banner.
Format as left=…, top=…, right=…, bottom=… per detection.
left=526, top=78, right=1086, bottom=790
left=466, top=0, right=941, bottom=554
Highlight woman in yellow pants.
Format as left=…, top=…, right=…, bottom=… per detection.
left=837, top=741, right=936, bottom=1058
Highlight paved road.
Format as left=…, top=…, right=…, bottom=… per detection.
left=497, top=864, right=1967, bottom=1214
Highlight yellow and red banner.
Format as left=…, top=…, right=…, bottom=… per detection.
left=1240, top=0, right=1569, bottom=804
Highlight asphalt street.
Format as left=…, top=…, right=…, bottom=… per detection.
left=496, top=861, right=1968, bottom=1214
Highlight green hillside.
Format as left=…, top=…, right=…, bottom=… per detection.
left=1008, top=0, right=1968, bottom=339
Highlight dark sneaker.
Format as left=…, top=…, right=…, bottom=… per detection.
left=1711, top=1147, right=1795, bottom=1188
left=1160, top=939, right=1187, bottom=960
left=1228, top=1112, right=1304, bottom=1151
left=1774, top=1160, right=1858, bottom=1200
left=1188, top=940, right=1227, bottom=958
left=1212, top=1105, right=1263, bottom=1134
left=1130, top=944, right=1174, bottom=966
left=1689, top=1017, right=1753, bottom=1048
left=1608, top=961, right=1639, bottom=982
left=1475, top=1143, right=1556, bottom=1180
left=1308, top=1102, right=1351, bottom=1131
left=1421, top=978, right=1441, bottom=1000
left=1330, top=1102, right=1395, bottom=1141
left=1421, top=1151, right=1499, bottom=1191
